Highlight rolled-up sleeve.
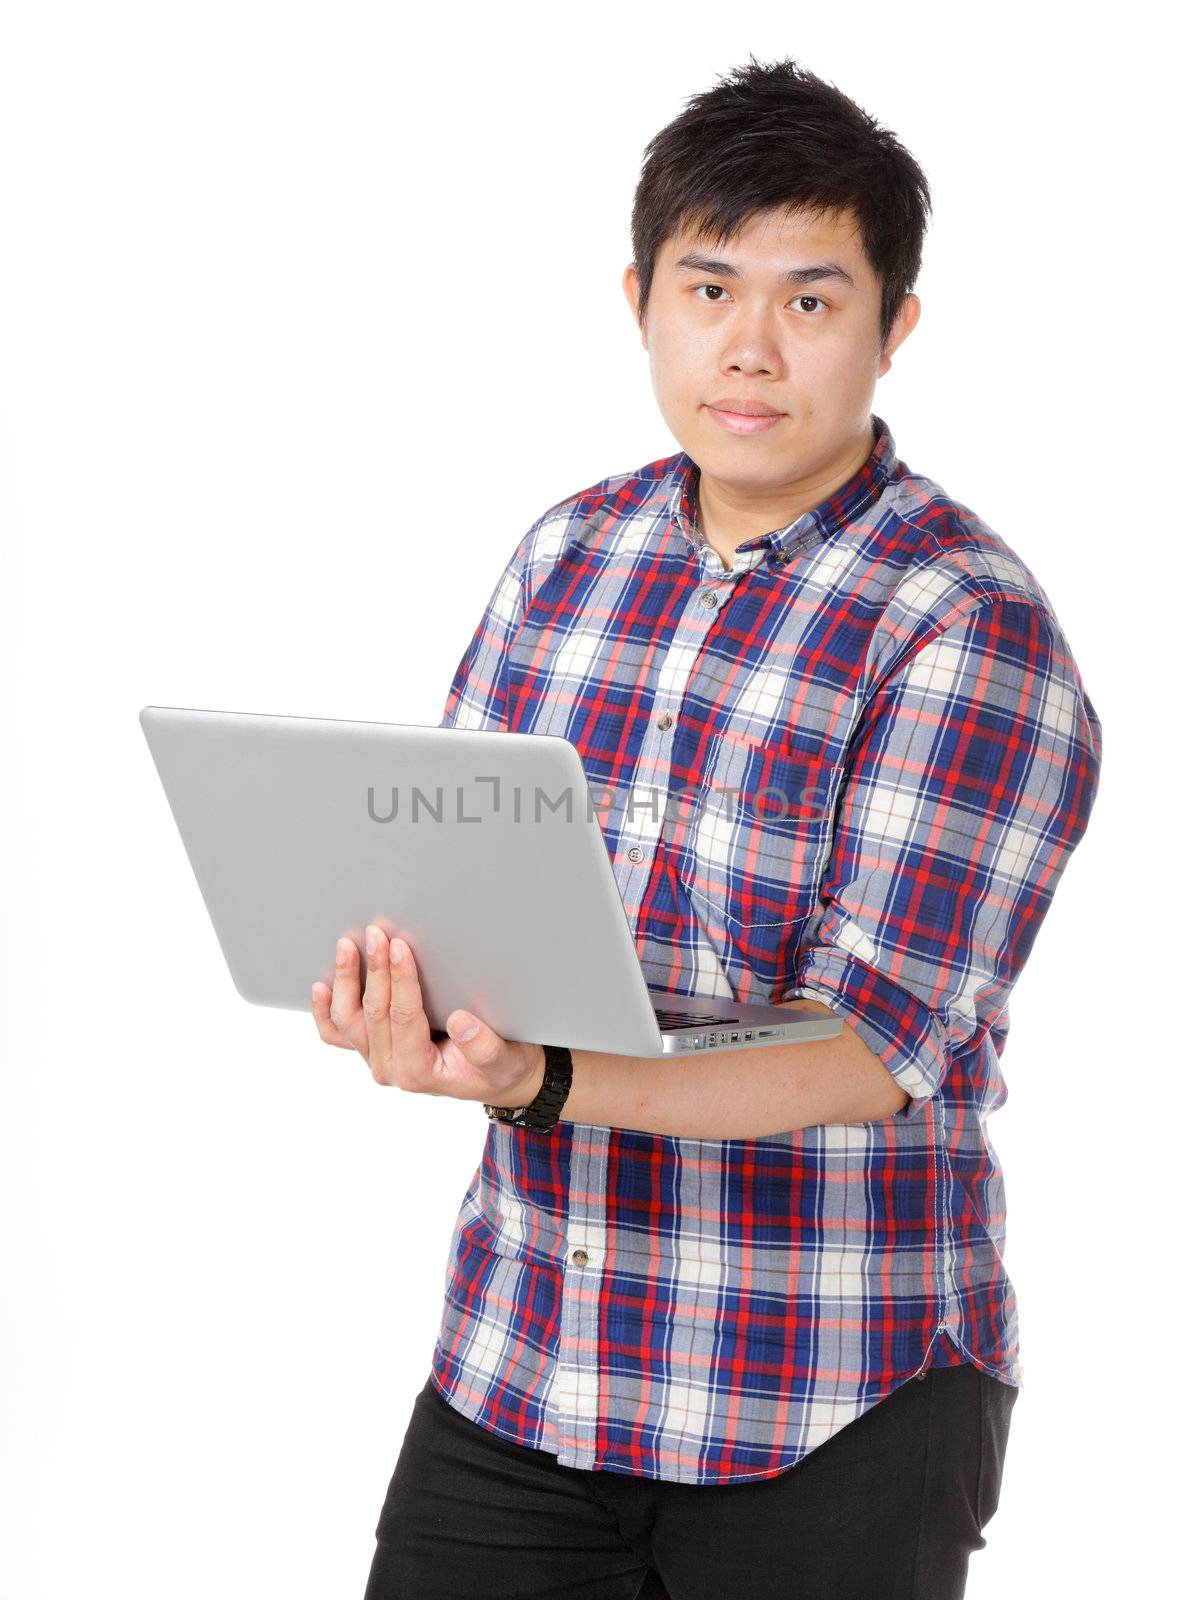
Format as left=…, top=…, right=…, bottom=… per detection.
left=438, top=529, right=534, bottom=732
left=784, top=595, right=1103, bottom=1120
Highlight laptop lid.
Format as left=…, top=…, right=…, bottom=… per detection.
left=140, top=705, right=680, bottom=1056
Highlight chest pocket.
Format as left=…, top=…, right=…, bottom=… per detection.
left=673, top=733, right=838, bottom=984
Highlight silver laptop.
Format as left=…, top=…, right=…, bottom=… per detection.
left=138, top=706, right=841, bottom=1057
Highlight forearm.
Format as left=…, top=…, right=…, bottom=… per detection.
left=557, top=1000, right=911, bottom=1139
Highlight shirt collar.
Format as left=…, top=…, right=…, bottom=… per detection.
left=666, top=412, right=898, bottom=565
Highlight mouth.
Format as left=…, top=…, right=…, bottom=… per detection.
left=705, top=404, right=784, bottom=436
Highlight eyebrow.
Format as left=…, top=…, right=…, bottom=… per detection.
left=672, top=251, right=857, bottom=289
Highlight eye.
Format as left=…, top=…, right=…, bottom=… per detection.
left=692, top=285, right=829, bottom=314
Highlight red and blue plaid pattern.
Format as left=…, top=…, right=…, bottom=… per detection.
left=428, top=414, right=1102, bottom=1484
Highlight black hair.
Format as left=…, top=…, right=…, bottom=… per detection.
left=629, top=55, right=932, bottom=350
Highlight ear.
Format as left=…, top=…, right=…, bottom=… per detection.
left=878, top=292, right=921, bottom=376
left=622, top=263, right=647, bottom=348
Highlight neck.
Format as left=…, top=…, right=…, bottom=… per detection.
left=695, top=422, right=876, bottom=562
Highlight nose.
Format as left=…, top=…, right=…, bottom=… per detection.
left=719, top=313, right=784, bottom=378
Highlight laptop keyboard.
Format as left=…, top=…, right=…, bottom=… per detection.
left=653, top=1006, right=740, bottom=1030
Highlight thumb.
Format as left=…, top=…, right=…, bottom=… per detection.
left=445, top=1011, right=483, bottom=1045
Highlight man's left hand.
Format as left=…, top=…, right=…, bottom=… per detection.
left=310, top=924, right=546, bottom=1107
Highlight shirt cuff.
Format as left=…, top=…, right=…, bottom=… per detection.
left=782, top=945, right=949, bottom=1122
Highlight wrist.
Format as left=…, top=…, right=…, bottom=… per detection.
left=499, top=1044, right=547, bottom=1110
left=484, top=1043, right=574, bottom=1132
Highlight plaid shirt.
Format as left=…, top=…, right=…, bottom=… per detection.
left=427, top=413, right=1102, bottom=1485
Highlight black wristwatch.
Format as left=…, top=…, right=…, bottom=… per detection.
left=484, top=1044, right=574, bottom=1132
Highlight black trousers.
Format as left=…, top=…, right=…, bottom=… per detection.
left=364, top=1364, right=1017, bottom=1599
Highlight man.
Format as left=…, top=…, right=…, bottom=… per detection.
left=314, top=56, right=1102, bottom=1600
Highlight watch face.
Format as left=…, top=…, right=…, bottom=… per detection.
left=486, top=1104, right=530, bottom=1124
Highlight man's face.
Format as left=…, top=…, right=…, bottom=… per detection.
left=623, top=205, right=918, bottom=502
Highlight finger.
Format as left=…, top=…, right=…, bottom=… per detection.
left=329, top=937, right=370, bottom=1056
left=310, top=982, right=356, bottom=1049
left=361, top=925, right=394, bottom=1080
left=387, top=935, right=437, bottom=1084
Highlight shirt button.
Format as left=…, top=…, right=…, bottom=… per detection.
left=772, top=549, right=791, bottom=565
left=699, top=588, right=719, bottom=609
left=656, top=712, right=673, bottom=730
left=627, top=846, right=644, bottom=863
left=570, top=1248, right=588, bottom=1266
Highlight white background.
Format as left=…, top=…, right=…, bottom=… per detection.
left=2, top=3, right=1178, bottom=1595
